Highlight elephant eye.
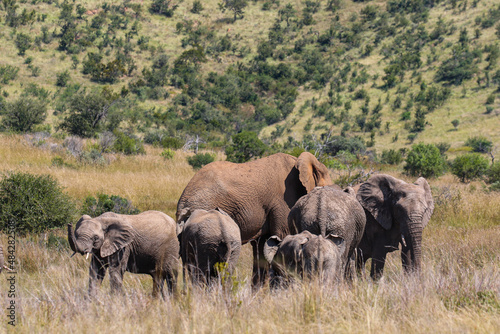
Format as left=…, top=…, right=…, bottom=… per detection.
left=93, top=235, right=99, bottom=241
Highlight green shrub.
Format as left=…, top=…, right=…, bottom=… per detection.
left=465, top=136, right=493, bottom=153
left=380, top=149, right=403, bottom=165
left=225, top=131, right=268, bottom=163
left=486, top=162, right=500, bottom=185
left=187, top=153, right=215, bottom=169
left=113, top=130, right=146, bottom=155
left=436, top=142, right=451, bottom=155
left=404, top=143, right=447, bottom=178
left=0, top=172, right=76, bottom=234
left=325, top=136, right=365, bottom=156
left=451, top=153, right=489, bottom=182
left=2, top=97, right=47, bottom=133
left=150, top=0, right=179, bottom=17
left=56, top=70, right=71, bottom=87
left=81, top=193, right=140, bottom=217
left=161, top=148, right=175, bottom=160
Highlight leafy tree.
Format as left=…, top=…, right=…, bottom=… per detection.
left=325, top=136, right=366, bottom=156
left=411, top=106, right=426, bottom=132
left=15, top=33, right=32, bottom=56
left=112, top=130, right=146, bottom=155
left=465, top=136, right=493, bottom=153
left=278, top=4, right=296, bottom=27
left=150, top=0, right=179, bottom=17
left=81, top=193, right=140, bottom=217
left=451, top=119, right=459, bottom=130
left=56, top=70, right=71, bottom=87
left=218, top=0, right=248, bottom=22
left=486, top=162, right=500, bottom=185
left=225, top=131, right=267, bottom=163
left=435, top=45, right=477, bottom=85
left=187, top=153, right=215, bottom=169
left=380, top=149, right=403, bottom=165
left=2, top=97, right=47, bottom=132
left=59, top=88, right=121, bottom=138
left=191, top=0, right=204, bottom=13
left=0, top=172, right=76, bottom=234
left=404, top=143, right=447, bottom=178
left=451, top=153, right=489, bottom=182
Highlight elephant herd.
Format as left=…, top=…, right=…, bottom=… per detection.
left=66, top=152, right=434, bottom=297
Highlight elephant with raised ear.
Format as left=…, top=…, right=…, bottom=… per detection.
left=176, top=152, right=332, bottom=287
left=178, top=208, right=241, bottom=285
left=68, top=211, right=180, bottom=297
left=288, top=185, right=366, bottom=279
left=355, top=174, right=434, bottom=279
left=264, top=231, right=346, bottom=287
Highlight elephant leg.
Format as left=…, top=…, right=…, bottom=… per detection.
left=108, top=248, right=129, bottom=294
left=370, top=245, right=387, bottom=280
left=251, top=237, right=270, bottom=289
left=165, top=269, right=176, bottom=296
left=152, top=271, right=164, bottom=298
left=344, top=253, right=356, bottom=281
left=89, top=255, right=108, bottom=296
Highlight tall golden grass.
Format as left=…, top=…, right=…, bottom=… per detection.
left=0, top=134, right=499, bottom=332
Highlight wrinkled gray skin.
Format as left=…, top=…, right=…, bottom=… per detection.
left=288, top=186, right=366, bottom=279
left=178, top=208, right=241, bottom=285
left=68, top=211, right=179, bottom=297
left=264, top=231, right=346, bottom=287
left=355, top=174, right=434, bottom=279
left=177, top=152, right=332, bottom=287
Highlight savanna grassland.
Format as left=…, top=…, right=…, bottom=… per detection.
left=0, top=134, right=499, bottom=333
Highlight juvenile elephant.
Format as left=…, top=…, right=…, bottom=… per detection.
left=264, top=231, right=345, bottom=287
left=177, top=152, right=332, bottom=286
left=178, top=208, right=241, bottom=285
left=68, top=211, right=179, bottom=297
left=355, top=174, right=434, bottom=279
left=288, top=186, right=366, bottom=278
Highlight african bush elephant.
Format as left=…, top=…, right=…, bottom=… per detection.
left=288, top=186, right=366, bottom=278
left=178, top=208, right=241, bottom=285
left=264, top=231, right=345, bottom=287
left=68, top=211, right=179, bottom=297
left=177, top=152, right=332, bottom=286
left=355, top=174, right=434, bottom=279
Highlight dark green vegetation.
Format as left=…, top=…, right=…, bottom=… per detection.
left=82, top=193, right=140, bottom=217
left=0, top=172, right=76, bottom=234
left=0, top=0, right=498, bottom=177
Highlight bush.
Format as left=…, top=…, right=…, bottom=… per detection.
left=380, top=149, right=403, bottom=165
left=451, top=153, right=489, bottom=182
left=486, top=162, right=500, bottom=185
left=0, top=172, right=76, bottom=234
left=404, top=143, right=447, bottom=178
left=81, top=193, right=140, bottom=217
left=150, top=0, right=179, bottom=17
left=225, top=131, right=268, bottom=163
left=112, top=130, right=146, bottom=155
left=56, top=70, right=71, bottom=87
left=187, top=153, right=215, bottom=169
left=465, top=136, right=493, bottom=153
left=161, top=148, right=175, bottom=160
left=2, top=97, right=47, bottom=133
left=325, top=136, right=366, bottom=156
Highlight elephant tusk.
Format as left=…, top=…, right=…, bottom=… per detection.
left=70, top=252, right=77, bottom=258
left=401, top=234, right=407, bottom=248
left=86, top=253, right=90, bottom=260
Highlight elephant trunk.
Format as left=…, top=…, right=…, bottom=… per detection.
left=404, top=220, right=423, bottom=273
left=67, top=224, right=80, bottom=254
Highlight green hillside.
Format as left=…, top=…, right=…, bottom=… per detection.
left=0, top=0, right=499, bottom=154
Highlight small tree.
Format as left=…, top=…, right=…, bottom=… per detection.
left=0, top=172, right=76, bottom=234
left=465, top=136, right=493, bottom=153
left=191, top=0, right=204, bottom=13
left=225, top=131, right=267, bottom=163
left=451, top=119, right=459, bottom=130
left=2, top=97, right=47, bottom=133
left=404, top=143, right=447, bottom=178
left=380, top=149, right=403, bottom=165
left=218, top=0, right=248, bottom=22
left=15, top=33, right=32, bottom=56
left=187, top=153, right=215, bottom=169
left=451, top=153, right=489, bottom=182
left=81, top=193, right=140, bottom=217
left=150, top=0, right=179, bottom=17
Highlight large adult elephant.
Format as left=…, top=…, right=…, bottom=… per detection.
left=355, top=174, right=434, bottom=279
left=176, top=152, right=332, bottom=286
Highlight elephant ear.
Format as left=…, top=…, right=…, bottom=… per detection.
left=100, top=217, right=135, bottom=258
left=264, top=236, right=282, bottom=263
left=356, top=174, right=395, bottom=230
left=326, top=234, right=346, bottom=255
left=343, top=186, right=356, bottom=197
left=414, top=177, right=434, bottom=228
left=296, top=152, right=332, bottom=193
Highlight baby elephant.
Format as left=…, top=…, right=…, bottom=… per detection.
left=264, top=231, right=346, bottom=287
left=178, top=208, right=241, bottom=285
left=68, top=211, right=179, bottom=297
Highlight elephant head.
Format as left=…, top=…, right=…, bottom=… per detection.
left=357, top=174, right=434, bottom=273
left=264, top=232, right=346, bottom=283
left=68, top=214, right=135, bottom=258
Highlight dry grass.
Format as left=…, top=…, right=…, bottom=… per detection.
left=0, top=134, right=499, bottom=332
